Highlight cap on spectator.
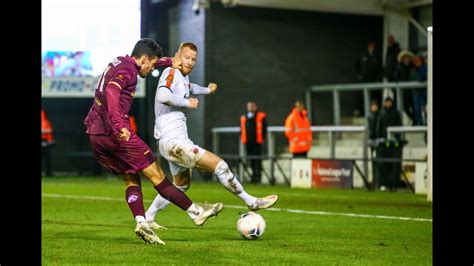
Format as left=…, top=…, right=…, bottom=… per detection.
left=397, top=49, right=414, bottom=62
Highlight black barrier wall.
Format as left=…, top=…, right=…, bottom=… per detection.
left=204, top=4, right=383, bottom=154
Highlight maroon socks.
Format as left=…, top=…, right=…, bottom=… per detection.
left=125, top=186, right=146, bottom=220
left=154, top=178, right=192, bottom=210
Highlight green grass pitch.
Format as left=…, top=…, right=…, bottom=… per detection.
left=42, top=177, right=432, bottom=265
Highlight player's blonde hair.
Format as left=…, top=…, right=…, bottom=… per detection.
left=178, top=42, right=198, bottom=52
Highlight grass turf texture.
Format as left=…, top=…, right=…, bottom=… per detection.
left=42, top=177, right=432, bottom=265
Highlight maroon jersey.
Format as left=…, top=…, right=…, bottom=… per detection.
left=84, top=56, right=172, bottom=136
left=84, top=55, right=139, bottom=136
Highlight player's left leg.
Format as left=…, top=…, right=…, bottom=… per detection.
left=122, top=173, right=165, bottom=244
left=195, top=151, right=278, bottom=211
left=145, top=169, right=192, bottom=229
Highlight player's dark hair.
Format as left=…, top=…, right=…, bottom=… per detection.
left=131, top=38, right=163, bottom=59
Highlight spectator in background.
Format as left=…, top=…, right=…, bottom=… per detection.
left=284, top=100, right=312, bottom=158
left=384, top=35, right=401, bottom=82
left=42, top=109, right=54, bottom=176
left=411, top=53, right=428, bottom=125
left=240, top=102, right=267, bottom=184
left=356, top=41, right=383, bottom=83
left=376, top=96, right=403, bottom=191
left=367, top=99, right=380, bottom=140
left=367, top=100, right=380, bottom=189
left=394, top=49, right=417, bottom=125
left=377, top=96, right=402, bottom=140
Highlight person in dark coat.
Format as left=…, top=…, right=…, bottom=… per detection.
left=377, top=96, right=402, bottom=140
left=356, top=41, right=383, bottom=83
left=384, top=35, right=401, bottom=82
left=375, top=96, right=403, bottom=191
left=394, top=49, right=417, bottom=125
left=367, top=100, right=380, bottom=189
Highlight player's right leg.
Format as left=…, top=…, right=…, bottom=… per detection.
left=195, top=151, right=278, bottom=211
left=145, top=169, right=192, bottom=229
left=88, top=135, right=162, bottom=244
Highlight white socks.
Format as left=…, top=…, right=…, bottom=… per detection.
left=135, top=215, right=146, bottom=223
left=145, top=160, right=257, bottom=223
left=145, top=184, right=189, bottom=222
left=186, top=203, right=203, bottom=220
left=214, top=160, right=256, bottom=207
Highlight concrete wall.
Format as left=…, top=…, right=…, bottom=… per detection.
left=205, top=4, right=383, bottom=153
left=168, top=0, right=207, bottom=147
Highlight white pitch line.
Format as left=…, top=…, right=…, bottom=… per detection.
left=42, top=193, right=432, bottom=223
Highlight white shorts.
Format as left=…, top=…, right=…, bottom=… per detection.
left=158, top=137, right=206, bottom=176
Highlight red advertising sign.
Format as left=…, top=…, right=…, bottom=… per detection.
left=312, top=159, right=353, bottom=189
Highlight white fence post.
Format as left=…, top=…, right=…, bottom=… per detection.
left=427, top=26, right=433, bottom=202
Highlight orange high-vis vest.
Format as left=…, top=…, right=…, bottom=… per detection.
left=129, top=116, right=138, bottom=132
left=284, top=108, right=312, bottom=153
left=241, top=112, right=266, bottom=144
left=41, top=109, right=54, bottom=143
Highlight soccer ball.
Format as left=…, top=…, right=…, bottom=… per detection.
left=236, top=211, right=266, bottom=240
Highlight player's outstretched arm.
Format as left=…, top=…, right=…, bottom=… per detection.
left=156, top=87, right=200, bottom=109
left=154, top=56, right=182, bottom=69
left=190, top=83, right=217, bottom=95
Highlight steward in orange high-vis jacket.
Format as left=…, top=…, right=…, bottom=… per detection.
left=240, top=102, right=267, bottom=183
left=42, top=109, right=54, bottom=176
left=284, top=100, right=312, bottom=157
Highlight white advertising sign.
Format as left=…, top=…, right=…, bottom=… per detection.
left=42, top=77, right=145, bottom=98
left=291, top=159, right=312, bottom=188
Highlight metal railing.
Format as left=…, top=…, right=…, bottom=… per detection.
left=212, top=125, right=428, bottom=192
left=212, top=126, right=368, bottom=185
left=387, top=126, right=427, bottom=140
left=306, top=81, right=427, bottom=124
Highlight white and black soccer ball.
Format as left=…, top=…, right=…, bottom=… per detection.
left=236, top=211, right=266, bottom=240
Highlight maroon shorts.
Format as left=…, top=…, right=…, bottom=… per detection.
left=89, top=133, right=156, bottom=174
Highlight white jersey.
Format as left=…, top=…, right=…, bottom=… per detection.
left=154, top=67, right=210, bottom=140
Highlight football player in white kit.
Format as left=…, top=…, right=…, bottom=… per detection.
left=145, top=42, right=278, bottom=230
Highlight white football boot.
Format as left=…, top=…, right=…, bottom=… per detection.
left=135, top=221, right=165, bottom=245
left=248, top=195, right=278, bottom=211
left=146, top=221, right=168, bottom=231
left=192, top=202, right=224, bottom=226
